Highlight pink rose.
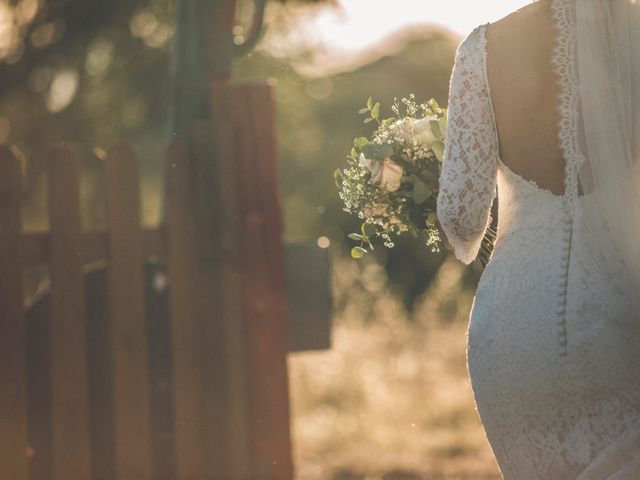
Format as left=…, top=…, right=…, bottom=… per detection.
left=370, top=157, right=404, bottom=192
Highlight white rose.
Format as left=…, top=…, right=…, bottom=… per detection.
left=359, top=153, right=385, bottom=184
left=411, top=115, right=438, bottom=146
left=370, top=157, right=404, bottom=192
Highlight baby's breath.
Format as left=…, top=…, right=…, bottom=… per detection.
left=334, top=95, right=448, bottom=258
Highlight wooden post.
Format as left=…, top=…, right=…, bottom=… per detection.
left=229, top=83, right=294, bottom=480
left=48, top=144, right=92, bottom=479
left=104, top=145, right=152, bottom=479
left=165, top=141, right=211, bottom=478
left=0, top=145, right=29, bottom=480
left=210, top=83, right=252, bottom=478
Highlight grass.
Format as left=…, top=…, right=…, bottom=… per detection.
left=288, top=248, right=501, bottom=480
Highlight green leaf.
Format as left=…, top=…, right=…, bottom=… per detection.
left=432, top=142, right=445, bottom=162
left=428, top=98, right=440, bottom=111
left=353, top=137, right=369, bottom=149
left=381, top=117, right=396, bottom=128
left=430, top=119, right=443, bottom=141
left=367, top=97, right=373, bottom=109
left=358, top=107, right=369, bottom=114
left=438, top=117, right=448, bottom=138
left=350, top=147, right=357, bottom=158
left=413, top=179, right=432, bottom=205
left=419, top=169, right=439, bottom=184
left=362, top=143, right=393, bottom=160
left=334, top=169, right=343, bottom=188
left=371, top=102, right=380, bottom=120
left=426, top=211, right=438, bottom=226
left=361, top=222, right=376, bottom=238
left=351, top=246, right=367, bottom=259
left=364, top=117, right=373, bottom=124
left=348, top=233, right=363, bottom=241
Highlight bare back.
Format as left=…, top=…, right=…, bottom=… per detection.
left=486, top=0, right=566, bottom=195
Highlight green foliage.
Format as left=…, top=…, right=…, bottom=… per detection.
left=336, top=95, right=447, bottom=258
left=350, top=246, right=367, bottom=258
left=361, top=143, right=393, bottom=161
left=412, top=180, right=431, bottom=205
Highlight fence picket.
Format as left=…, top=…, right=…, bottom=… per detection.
left=213, top=115, right=252, bottom=479
left=0, top=145, right=29, bottom=480
left=104, top=145, right=152, bottom=479
left=165, top=141, right=210, bottom=478
left=231, top=84, right=293, bottom=480
left=48, top=144, right=92, bottom=479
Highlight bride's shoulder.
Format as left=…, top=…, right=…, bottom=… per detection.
left=456, top=25, right=488, bottom=57
left=457, top=1, right=553, bottom=57
left=484, top=0, right=555, bottom=63
left=486, top=0, right=552, bottom=41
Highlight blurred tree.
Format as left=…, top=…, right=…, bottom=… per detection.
left=0, top=0, right=470, bottom=311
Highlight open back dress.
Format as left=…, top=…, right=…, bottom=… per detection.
left=436, top=0, right=640, bottom=478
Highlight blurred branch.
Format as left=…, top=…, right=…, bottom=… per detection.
left=233, top=0, right=267, bottom=57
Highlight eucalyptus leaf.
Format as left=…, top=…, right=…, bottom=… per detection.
left=364, top=117, right=373, bottom=124
left=362, top=143, right=394, bottom=160
left=413, top=180, right=432, bottom=205
left=334, top=169, right=343, bottom=188
left=381, top=117, right=396, bottom=128
left=426, top=211, right=438, bottom=226
left=371, top=102, right=380, bottom=120
left=358, top=107, right=369, bottom=115
left=348, top=233, right=363, bottom=241
left=430, top=119, right=443, bottom=141
left=367, top=97, right=373, bottom=109
left=351, top=246, right=367, bottom=259
left=419, top=169, right=438, bottom=184
left=353, top=137, right=369, bottom=149
left=438, top=117, right=448, bottom=138
left=432, top=142, right=445, bottom=162
left=429, top=98, right=440, bottom=111
left=361, top=222, right=376, bottom=238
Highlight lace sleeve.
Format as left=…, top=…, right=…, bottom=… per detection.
left=437, top=26, right=498, bottom=265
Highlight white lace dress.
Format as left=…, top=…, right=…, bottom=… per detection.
left=436, top=1, right=640, bottom=478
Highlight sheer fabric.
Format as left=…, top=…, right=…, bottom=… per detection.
left=574, top=0, right=640, bottom=314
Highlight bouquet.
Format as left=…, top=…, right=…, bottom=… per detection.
left=334, top=95, right=495, bottom=266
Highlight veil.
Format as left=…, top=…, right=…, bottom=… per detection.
left=574, top=0, right=640, bottom=313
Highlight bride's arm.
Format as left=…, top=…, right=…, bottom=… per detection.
left=437, top=27, right=499, bottom=265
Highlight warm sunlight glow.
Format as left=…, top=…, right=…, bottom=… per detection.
left=46, top=68, right=78, bottom=113
left=306, top=0, right=532, bottom=52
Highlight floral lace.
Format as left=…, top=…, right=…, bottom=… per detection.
left=437, top=0, right=640, bottom=478
left=436, top=25, right=498, bottom=265
left=551, top=0, right=584, bottom=212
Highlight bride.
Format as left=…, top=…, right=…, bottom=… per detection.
left=436, top=0, right=640, bottom=478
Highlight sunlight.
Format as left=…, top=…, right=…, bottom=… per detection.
left=0, top=2, right=16, bottom=56
left=260, top=0, right=533, bottom=76
left=302, top=0, right=531, bottom=52
left=46, top=68, right=78, bottom=113
left=85, top=37, right=115, bottom=76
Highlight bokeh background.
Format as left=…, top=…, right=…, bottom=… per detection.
left=0, top=0, right=531, bottom=478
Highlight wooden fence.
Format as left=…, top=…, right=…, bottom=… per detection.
left=0, top=83, right=293, bottom=480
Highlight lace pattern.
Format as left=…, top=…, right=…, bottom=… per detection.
left=551, top=0, right=584, bottom=211
left=436, top=26, right=498, bottom=265
left=440, top=1, right=640, bottom=478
